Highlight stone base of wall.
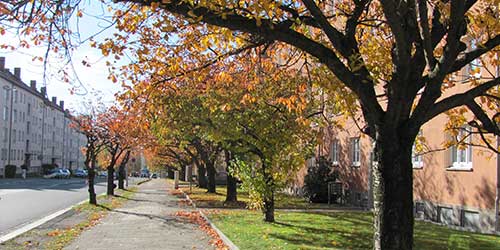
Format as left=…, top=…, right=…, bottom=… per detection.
left=415, top=200, right=499, bottom=234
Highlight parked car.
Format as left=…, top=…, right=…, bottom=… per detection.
left=74, top=169, right=88, bottom=178
left=60, top=169, right=71, bottom=178
left=43, top=169, right=60, bottom=179
left=43, top=169, right=69, bottom=179
left=150, top=173, right=158, bottom=179
left=98, top=171, right=107, bottom=178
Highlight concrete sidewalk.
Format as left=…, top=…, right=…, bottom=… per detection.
left=65, top=179, right=214, bottom=250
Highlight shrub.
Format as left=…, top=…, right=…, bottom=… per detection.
left=303, top=156, right=339, bottom=203
left=42, top=164, right=56, bottom=174
left=5, top=165, right=17, bottom=178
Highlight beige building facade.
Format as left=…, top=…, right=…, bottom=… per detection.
left=0, top=57, right=86, bottom=177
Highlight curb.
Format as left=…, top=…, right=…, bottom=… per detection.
left=0, top=191, right=106, bottom=244
left=180, top=190, right=239, bottom=250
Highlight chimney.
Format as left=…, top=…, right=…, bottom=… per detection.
left=40, top=87, right=47, bottom=97
left=30, top=80, right=37, bottom=90
left=0, top=57, right=4, bottom=70
left=52, top=96, right=57, bottom=104
left=14, top=67, right=21, bottom=78
left=59, top=100, right=64, bottom=109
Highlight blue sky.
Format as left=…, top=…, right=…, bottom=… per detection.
left=0, top=1, right=125, bottom=112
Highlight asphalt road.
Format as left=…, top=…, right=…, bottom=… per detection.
left=0, top=177, right=123, bottom=236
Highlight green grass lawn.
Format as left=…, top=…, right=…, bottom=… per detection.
left=208, top=210, right=500, bottom=250
left=180, top=185, right=334, bottom=209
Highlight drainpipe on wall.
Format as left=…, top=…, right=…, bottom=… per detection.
left=496, top=135, right=499, bottom=232
left=495, top=55, right=499, bottom=232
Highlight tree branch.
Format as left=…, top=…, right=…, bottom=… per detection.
left=419, top=77, right=500, bottom=124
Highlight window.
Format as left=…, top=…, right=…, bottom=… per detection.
left=13, top=129, right=16, bottom=142
left=461, top=210, right=479, bottom=230
left=438, top=206, right=455, bottom=226
left=412, top=131, right=423, bottom=168
left=415, top=202, right=425, bottom=220
left=3, top=88, right=8, bottom=100
left=331, top=139, right=340, bottom=165
left=1, top=148, right=6, bottom=160
left=27, top=122, right=30, bottom=134
left=3, top=107, right=8, bottom=121
left=13, top=109, right=17, bottom=122
left=469, top=39, right=481, bottom=78
left=350, top=137, right=361, bottom=167
left=3, top=128, right=7, bottom=142
left=27, top=103, right=31, bottom=115
left=449, top=127, right=473, bottom=170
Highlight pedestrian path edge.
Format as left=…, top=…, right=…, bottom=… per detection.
left=181, top=190, right=240, bottom=250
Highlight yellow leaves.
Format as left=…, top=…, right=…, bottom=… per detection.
left=221, top=103, right=231, bottom=112
left=255, top=16, right=262, bottom=27
left=240, top=93, right=256, bottom=105
left=151, top=1, right=160, bottom=10
left=109, top=74, right=117, bottom=83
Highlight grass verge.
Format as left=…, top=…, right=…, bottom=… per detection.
left=1, top=188, right=136, bottom=250
left=207, top=210, right=500, bottom=250
left=180, top=185, right=336, bottom=209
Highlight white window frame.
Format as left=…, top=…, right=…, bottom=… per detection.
left=331, top=139, right=339, bottom=166
left=448, top=127, right=473, bottom=171
left=469, top=39, right=481, bottom=79
left=350, top=137, right=361, bottom=167
left=3, top=107, right=8, bottom=121
left=412, top=131, right=424, bottom=169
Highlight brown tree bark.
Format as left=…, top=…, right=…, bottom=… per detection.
left=225, top=150, right=237, bottom=202
left=107, top=167, right=115, bottom=196
left=372, top=130, right=414, bottom=250
left=87, top=157, right=97, bottom=205
left=206, top=162, right=216, bottom=193
left=197, top=164, right=207, bottom=188
left=263, top=191, right=275, bottom=222
left=118, top=150, right=130, bottom=190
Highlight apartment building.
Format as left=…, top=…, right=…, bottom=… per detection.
left=298, top=45, right=499, bottom=233
left=0, top=57, right=86, bottom=177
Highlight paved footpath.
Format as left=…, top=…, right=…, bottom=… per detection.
left=65, top=179, right=214, bottom=250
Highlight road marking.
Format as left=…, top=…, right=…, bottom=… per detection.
left=0, top=191, right=106, bottom=244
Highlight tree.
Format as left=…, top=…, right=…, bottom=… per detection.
left=71, top=104, right=106, bottom=205
left=134, top=49, right=317, bottom=221
left=3, top=0, right=499, bottom=248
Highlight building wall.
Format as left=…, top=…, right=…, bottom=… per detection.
left=0, top=57, right=87, bottom=176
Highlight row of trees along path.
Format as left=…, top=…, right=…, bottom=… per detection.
left=2, top=1, right=499, bottom=249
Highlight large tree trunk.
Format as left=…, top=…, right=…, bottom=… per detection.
left=88, top=158, right=97, bottom=205
left=118, top=151, right=130, bottom=190
left=107, top=167, right=115, bottom=196
left=373, top=131, right=414, bottom=250
left=197, top=164, right=207, bottom=188
left=263, top=190, right=275, bottom=222
left=225, top=150, right=237, bottom=202
left=206, top=162, right=216, bottom=193
left=118, top=163, right=126, bottom=189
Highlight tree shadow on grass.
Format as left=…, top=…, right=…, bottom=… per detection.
left=265, top=213, right=373, bottom=250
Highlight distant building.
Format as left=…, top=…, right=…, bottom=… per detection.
left=0, top=57, right=86, bottom=177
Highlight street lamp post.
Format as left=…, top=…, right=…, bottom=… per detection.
left=3, top=86, right=16, bottom=178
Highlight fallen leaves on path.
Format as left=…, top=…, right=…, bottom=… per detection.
left=174, top=211, right=229, bottom=250
left=178, top=198, right=193, bottom=207
left=169, top=189, right=185, bottom=198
